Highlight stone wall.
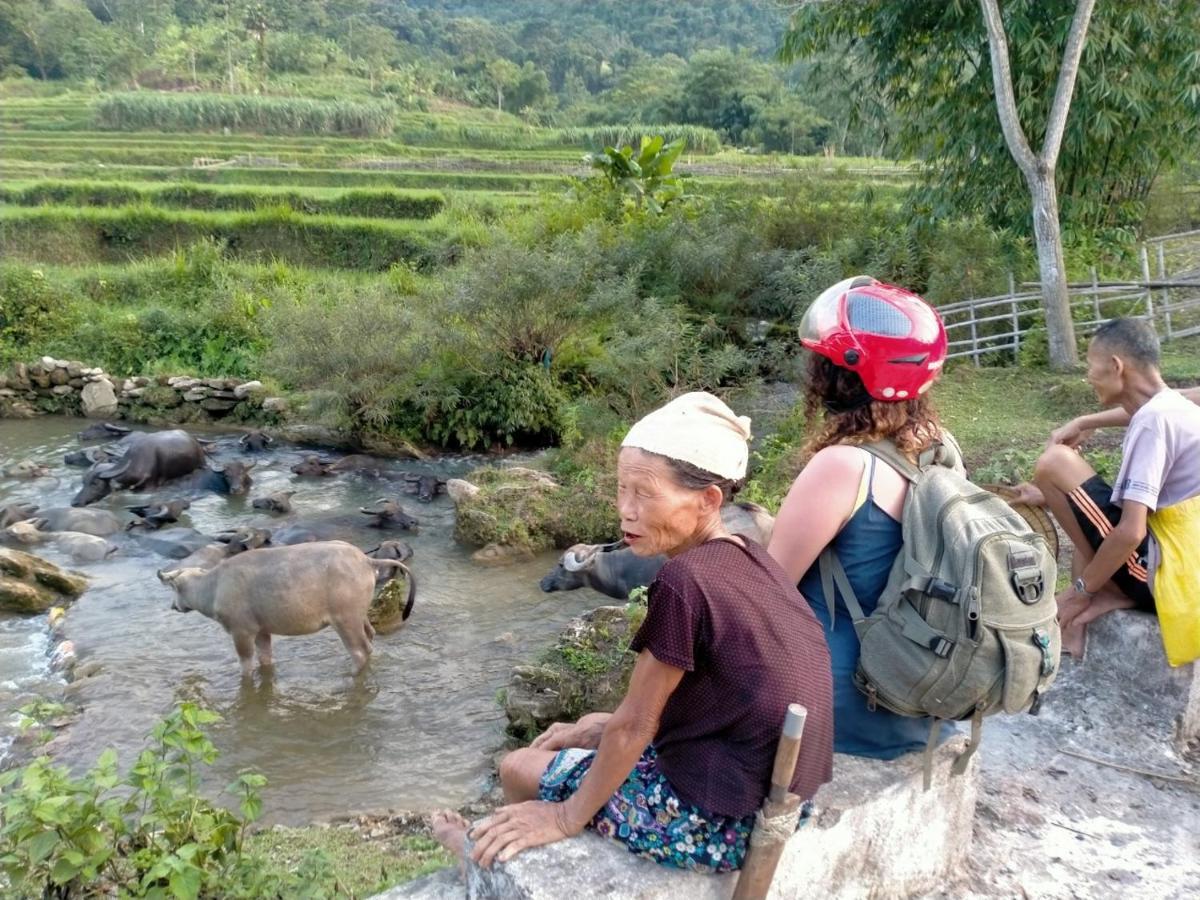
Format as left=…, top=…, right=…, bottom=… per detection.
left=0, top=356, right=288, bottom=424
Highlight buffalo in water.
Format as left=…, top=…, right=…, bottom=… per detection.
left=72, top=430, right=208, bottom=506
left=401, top=473, right=447, bottom=503
left=540, top=502, right=776, bottom=599
left=158, top=541, right=414, bottom=676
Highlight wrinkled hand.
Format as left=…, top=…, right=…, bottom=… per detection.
left=1055, top=586, right=1091, bottom=630
left=1048, top=420, right=1093, bottom=450
left=530, top=721, right=577, bottom=752
left=469, top=801, right=582, bottom=868
left=530, top=715, right=607, bottom=752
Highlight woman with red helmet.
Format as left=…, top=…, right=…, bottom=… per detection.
left=767, top=277, right=953, bottom=758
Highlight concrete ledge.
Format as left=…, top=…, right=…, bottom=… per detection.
left=385, top=735, right=977, bottom=900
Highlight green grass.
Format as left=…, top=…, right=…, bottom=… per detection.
left=246, top=824, right=452, bottom=898
left=0, top=204, right=462, bottom=270
left=0, top=179, right=446, bottom=219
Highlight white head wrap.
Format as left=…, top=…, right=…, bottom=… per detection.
left=621, top=392, right=752, bottom=481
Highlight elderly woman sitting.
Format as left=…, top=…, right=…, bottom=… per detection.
left=433, top=392, right=834, bottom=873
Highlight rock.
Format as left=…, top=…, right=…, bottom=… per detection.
left=50, top=640, right=77, bottom=672
left=233, top=380, right=264, bottom=399
left=134, top=376, right=150, bottom=387
left=209, top=389, right=240, bottom=400
left=370, top=868, right=461, bottom=899
left=201, top=398, right=238, bottom=412
left=49, top=367, right=69, bottom=386
left=205, top=378, right=231, bottom=390
left=0, top=388, right=15, bottom=398
left=51, top=385, right=74, bottom=396
left=40, top=356, right=56, bottom=369
left=168, top=376, right=200, bottom=389
left=124, top=387, right=146, bottom=398
left=81, top=379, right=118, bottom=418
left=261, top=396, right=289, bottom=413
left=32, top=371, right=51, bottom=389
left=0, top=548, right=88, bottom=613
left=181, top=389, right=209, bottom=402
left=68, top=378, right=84, bottom=388
left=445, top=478, right=481, bottom=505
left=472, top=542, right=533, bottom=566
left=66, top=362, right=83, bottom=378
left=2, top=401, right=37, bottom=419
left=121, top=378, right=135, bottom=393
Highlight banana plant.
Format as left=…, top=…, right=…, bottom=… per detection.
left=584, top=135, right=690, bottom=213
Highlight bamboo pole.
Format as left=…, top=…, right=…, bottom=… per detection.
left=732, top=704, right=808, bottom=900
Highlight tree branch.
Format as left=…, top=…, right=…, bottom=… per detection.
left=979, top=0, right=1038, bottom=176
left=1041, top=0, right=1097, bottom=167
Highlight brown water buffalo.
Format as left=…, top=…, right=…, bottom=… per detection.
left=251, top=490, right=295, bottom=514
left=239, top=431, right=274, bottom=452
left=291, top=455, right=335, bottom=477
left=539, top=502, right=776, bottom=599
left=401, top=472, right=447, bottom=503
left=78, top=422, right=131, bottom=442
left=158, top=541, right=413, bottom=676
left=72, top=430, right=207, bottom=506
left=359, top=499, right=419, bottom=530
left=126, top=499, right=191, bottom=530
left=0, top=503, right=38, bottom=528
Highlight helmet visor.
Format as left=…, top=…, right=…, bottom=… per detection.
left=799, top=276, right=873, bottom=345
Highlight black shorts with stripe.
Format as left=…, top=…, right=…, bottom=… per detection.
left=1065, top=475, right=1155, bottom=613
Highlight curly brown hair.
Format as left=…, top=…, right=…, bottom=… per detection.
left=801, top=353, right=942, bottom=462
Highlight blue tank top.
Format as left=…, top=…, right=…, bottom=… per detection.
left=797, top=454, right=939, bottom=759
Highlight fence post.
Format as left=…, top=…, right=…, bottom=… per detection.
left=1090, top=266, right=1101, bottom=325
left=968, top=299, right=981, bottom=367
left=1140, top=244, right=1156, bottom=330
left=1008, top=271, right=1020, bottom=363
left=1156, top=241, right=1173, bottom=339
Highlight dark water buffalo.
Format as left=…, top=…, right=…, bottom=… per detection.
left=72, top=430, right=207, bottom=506
left=168, top=460, right=255, bottom=497
left=127, top=498, right=191, bottom=530
left=0, top=502, right=38, bottom=528
left=132, top=527, right=213, bottom=559
left=64, top=446, right=117, bottom=468
left=359, top=499, right=418, bottom=531
left=268, top=522, right=344, bottom=545
left=158, top=541, right=413, bottom=675
left=291, top=455, right=335, bottom=477
left=366, top=540, right=414, bottom=583
left=251, top=490, right=295, bottom=514
left=78, top=422, right=131, bottom=442
left=401, top=473, right=447, bottom=503
left=540, top=502, right=776, bottom=600
left=329, top=454, right=390, bottom=477
left=239, top=431, right=274, bottom=452
left=215, top=526, right=273, bottom=552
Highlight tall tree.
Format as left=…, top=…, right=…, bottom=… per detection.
left=979, top=0, right=1093, bottom=368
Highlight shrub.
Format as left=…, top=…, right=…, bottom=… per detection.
left=0, top=702, right=337, bottom=899
left=95, top=92, right=395, bottom=137
left=0, top=265, right=78, bottom=364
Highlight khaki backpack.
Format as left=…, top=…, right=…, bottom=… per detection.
left=819, top=436, right=1060, bottom=787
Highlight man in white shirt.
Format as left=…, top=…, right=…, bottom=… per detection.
left=1018, top=318, right=1200, bottom=658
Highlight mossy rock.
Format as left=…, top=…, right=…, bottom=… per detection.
left=368, top=575, right=413, bottom=634
left=0, top=548, right=88, bottom=613
left=504, top=604, right=646, bottom=742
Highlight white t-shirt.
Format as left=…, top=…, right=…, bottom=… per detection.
left=1111, top=389, right=1200, bottom=512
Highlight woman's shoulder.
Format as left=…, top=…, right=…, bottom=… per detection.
left=792, top=443, right=869, bottom=488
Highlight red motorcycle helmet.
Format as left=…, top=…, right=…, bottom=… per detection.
left=799, top=276, right=948, bottom=401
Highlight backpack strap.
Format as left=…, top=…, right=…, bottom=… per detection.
left=861, top=432, right=966, bottom=483
left=818, top=548, right=869, bottom=636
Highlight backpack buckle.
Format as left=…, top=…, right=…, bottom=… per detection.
left=1011, top=569, right=1044, bottom=604
left=928, top=578, right=957, bottom=602
left=929, top=636, right=954, bottom=658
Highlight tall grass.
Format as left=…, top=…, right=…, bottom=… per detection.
left=95, top=92, right=395, bottom=137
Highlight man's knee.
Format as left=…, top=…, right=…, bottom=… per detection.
left=1033, top=444, right=1094, bottom=489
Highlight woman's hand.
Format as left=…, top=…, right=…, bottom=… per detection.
left=530, top=713, right=610, bottom=752
left=469, top=801, right=582, bottom=868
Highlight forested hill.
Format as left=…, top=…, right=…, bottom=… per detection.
left=391, top=1, right=788, bottom=64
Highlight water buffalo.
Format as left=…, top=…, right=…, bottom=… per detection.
left=365, top=540, right=414, bottom=583
left=64, top=446, right=117, bottom=468
left=158, top=540, right=414, bottom=675
left=72, top=430, right=207, bottom=506
left=169, top=461, right=255, bottom=497
left=401, top=473, right=447, bottom=503
left=540, top=502, right=776, bottom=599
left=78, top=422, right=131, bottom=442
left=0, top=503, right=38, bottom=528
left=127, top=499, right=191, bottom=530
left=239, top=431, right=274, bottom=452
left=359, top=499, right=419, bottom=531
left=34, top=507, right=125, bottom=536
left=3, top=459, right=51, bottom=478
left=251, top=490, right=295, bottom=514
left=132, top=527, right=213, bottom=559
left=5, top=521, right=118, bottom=562
left=162, top=530, right=265, bottom=575
left=291, top=456, right=335, bottom=477
left=329, top=454, right=389, bottom=477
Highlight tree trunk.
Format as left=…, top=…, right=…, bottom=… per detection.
left=1027, top=167, right=1078, bottom=368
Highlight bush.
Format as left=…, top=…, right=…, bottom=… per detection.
left=95, top=92, right=395, bottom=137
left=0, top=702, right=337, bottom=899
left=0, top=265, right=77, bottom=364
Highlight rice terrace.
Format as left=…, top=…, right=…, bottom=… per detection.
left=0, top=2, right=1199, bottom=899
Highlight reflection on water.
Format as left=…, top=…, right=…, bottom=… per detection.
left=0, top=417, right=606, bottom=823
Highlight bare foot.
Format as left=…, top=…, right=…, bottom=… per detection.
left=1012, top=482, right=1046, bottom=507
left=431, top=809, right=472, bottom=870
left=1061, top=622, right=1087, bottom=660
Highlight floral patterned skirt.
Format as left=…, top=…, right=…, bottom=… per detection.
left=537, top=746, right=755, bottom=873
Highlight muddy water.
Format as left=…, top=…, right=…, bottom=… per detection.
left=0, top=417, right=605, bottom=823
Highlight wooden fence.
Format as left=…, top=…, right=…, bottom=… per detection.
left=937, top=233, right=1200, bottom=365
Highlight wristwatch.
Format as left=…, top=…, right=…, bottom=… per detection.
left=1073, top=577, right=1096, bottom=598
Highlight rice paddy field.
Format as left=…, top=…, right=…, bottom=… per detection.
left=0, top=92, right=912, bottom=273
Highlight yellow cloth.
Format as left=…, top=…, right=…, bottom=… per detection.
left=1148, top=494, right=1200, bottom=666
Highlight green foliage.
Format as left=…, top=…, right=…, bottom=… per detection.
left=96, top=92, right=395, bottom=137
left=0, top=265, right=77, bottom=364
left=422, top=366, right=569, bottom=450
left=0, top=702, right=336, bottom=899
left=585, top=135, right=689, bottom=214
left=0, top=181, right=446, bottom=220
left=782, top=0, right=1200, bottom=236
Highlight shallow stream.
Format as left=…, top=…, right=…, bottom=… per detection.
left=0, top=417, right=603, bottom=823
